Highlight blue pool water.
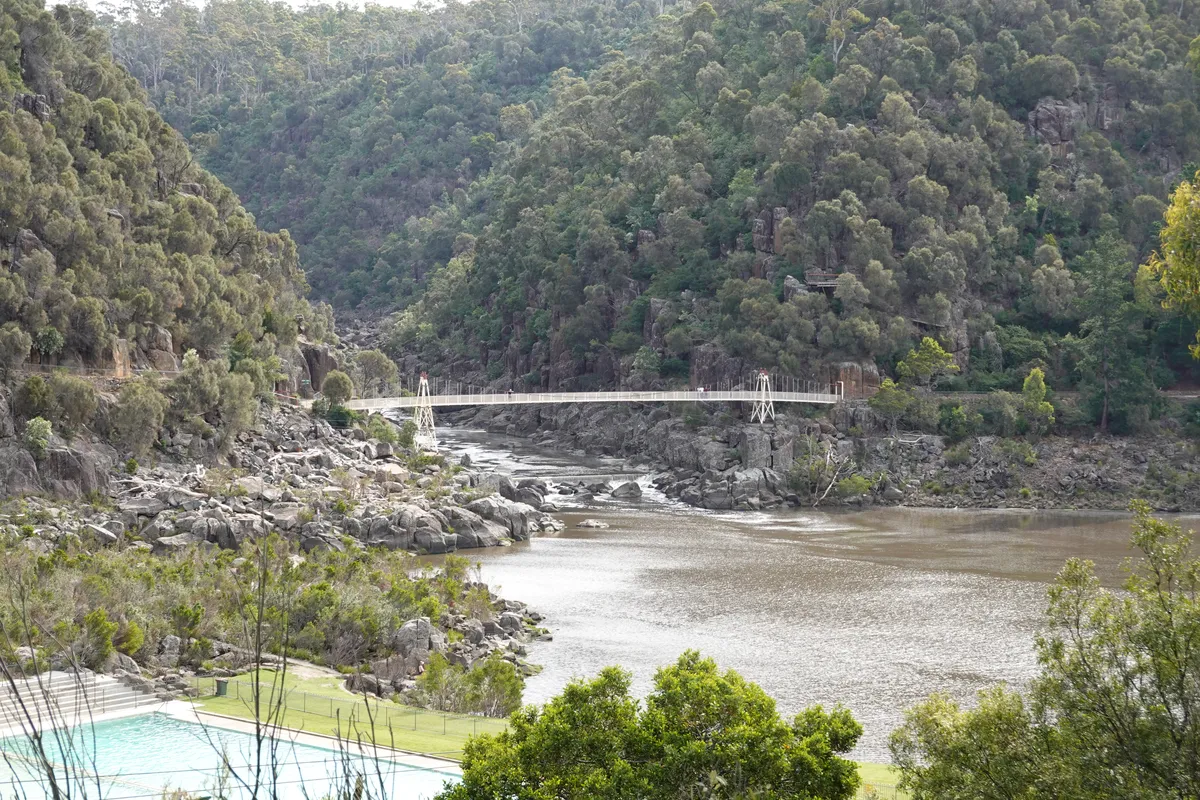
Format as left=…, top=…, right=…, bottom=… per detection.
left=0, top=713, right=459, bottom=800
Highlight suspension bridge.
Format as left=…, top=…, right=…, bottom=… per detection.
left=342, top=372, right=842, bottom=452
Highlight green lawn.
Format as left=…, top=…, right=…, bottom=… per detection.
left=856, top=762, right=907, bottom=799
left=190, top=670, right=508, bottom=760
left=192, top=671, right=907, bottom=796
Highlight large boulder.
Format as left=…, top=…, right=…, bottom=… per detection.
left=390, top=617, right=448, bottom=674
left=465, top=496, right=541, bottom=541
left=0, top=446, right=41, bottom=496
left=392, top=504, right=444, bottom=534
left=1027, top=96, right=1086, bottom=150
left=151, top=531, right=204, bottom=555
left=440, top=506, right=509, bottom=549
left=367, top=527, right=413, bottom=551
left=610, top=481, right=642, bottom=499
left=739, top=427, right=772, bottom=470
left=301, top=342, right=340, bottom=393
left=413, top=527, right=457, bottom=554
left=40, top=447, right=112, bottom=499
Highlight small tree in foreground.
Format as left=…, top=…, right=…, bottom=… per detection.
left=440, top=650, right=861, bottom=800
left=891, top=502, right=1200, bottom=799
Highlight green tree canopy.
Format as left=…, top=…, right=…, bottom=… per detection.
left=892, top=503, right=1200, bottom=799
left=322, top=370, right=353, bottom=406
left=441, top=651, right=862, bottom=800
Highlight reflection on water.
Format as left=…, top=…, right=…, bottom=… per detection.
left=434, top=428, right=1199, bottom=761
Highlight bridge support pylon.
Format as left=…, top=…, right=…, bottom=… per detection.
left=413, top=373, right=438, bottom=451
left=751, top=370, right=775, bottom=424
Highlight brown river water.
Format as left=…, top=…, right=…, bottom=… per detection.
left=432, top=428, right=1198, bottom=761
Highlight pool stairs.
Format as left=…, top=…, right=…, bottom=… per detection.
left=0, top=670, right=161, bottom=733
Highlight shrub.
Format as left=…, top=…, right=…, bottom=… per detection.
left=836, top=474, right=873, bottom=497
left=944, top=442, right=973, bottom=466
left=397, top=419, right=417, bottom=449
left=34, top=326, right=64, bottom=358
left=14, top=376, right=54, bottom=420
left=116, top=619, right=145, bottom=657
left=326, top=404, right=355, bottom=428
left=994, top=438, right=1038, bottom=466
left=23, top=417, right=52, bottom=458
left=363, top=414, right=398, bottom=444
left=938, top=403, right=981, bottom=443
left=310, top=396, right=330, bottom=417
left=49, top=371, right=97, bottom=432
left=632, top=346, right=661, bottom=374
left=0, top=322, right=32, bottom=377
left=113, top=378, right=169, bottom=457
left=322, top=370, right=354, bottom=405
left=464, top=652, right=525, bottom=717
left=82, top=608, right=118, bottom=669
left=125, top=458, right=139, bottom=474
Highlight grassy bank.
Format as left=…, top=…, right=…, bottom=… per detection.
left=191, top=671, right=906, bottom=796
left=190, top=670, right=507, bottom=760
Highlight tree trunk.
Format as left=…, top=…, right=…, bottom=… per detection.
left=1100, top=347, right=1110, bottom=432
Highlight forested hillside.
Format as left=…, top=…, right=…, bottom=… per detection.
left=102, top=0, right=658, bottom=304
left=109, top=0, right=1200, bottom=433
left=1, top=0, right=326, bottom=374
left=389, top=0, right=1200, bottom=430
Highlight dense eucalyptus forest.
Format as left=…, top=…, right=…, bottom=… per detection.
left=98, top=0, right=1200, bottom=434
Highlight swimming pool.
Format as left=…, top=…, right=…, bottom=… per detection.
left=0, top=712, right=459, bottom=800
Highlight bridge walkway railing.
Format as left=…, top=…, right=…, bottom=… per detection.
left=344, top=388, right=841, bottom=411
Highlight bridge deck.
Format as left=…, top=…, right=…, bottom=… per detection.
left=345, top=389, right=841, bottom=411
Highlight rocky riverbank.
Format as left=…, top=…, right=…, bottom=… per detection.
left=8, top=402, right=564, bottom=557
left=450, top=402, right=1200, bottom=512
left=0, top=401, right=566, bottom=701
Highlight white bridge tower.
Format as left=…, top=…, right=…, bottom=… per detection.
left=413, top=372, right=438, bottom=451
left=750, top=369, right=775, bottom=423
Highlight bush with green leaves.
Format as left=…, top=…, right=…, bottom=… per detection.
left=322, top=370, right=354, bottom=406
left=112, top=378, right=169, bottom=457
left=48, top=372, right=97, bottom=433
left=81, top=608, right=118, bottom=669
left=362, top=415, right=398, bottom=444
left=440, top=651, right=861, bottom=800
left=891, top=504, right=1200, bottom=799
left=938, top=404, right=981, bottom=443
left=993, top=439, right=1038, bottom=467
left=836, top=474, right=873, bottom=498
left=13, top=376, right=53, bottom=421
left=22, top=417, right=51, bottom=458
left=397, top=420, right=417, bottom=449
left=0, top=537, right=491, bottom=675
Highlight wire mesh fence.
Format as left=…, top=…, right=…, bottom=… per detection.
left=192, top=676, right=509, bottom=743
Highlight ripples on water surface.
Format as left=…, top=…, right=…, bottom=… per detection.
left=435, top=428, right=1196, bottom=761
